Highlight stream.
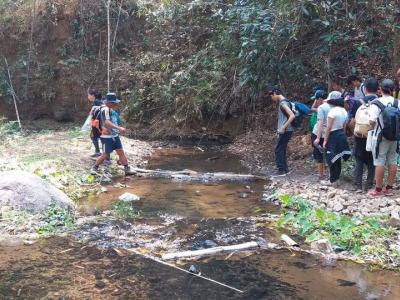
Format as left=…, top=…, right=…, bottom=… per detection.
left=1, top=146, right=400, bottom=299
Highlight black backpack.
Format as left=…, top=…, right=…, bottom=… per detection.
left=372, top=98, right=400, bottom=141
left=91, top=105, right=106, bottom=134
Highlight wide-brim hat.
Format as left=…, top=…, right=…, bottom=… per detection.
left=327, top=98, right=344, bottom=107
left=105, top=92, right=121, bottom=103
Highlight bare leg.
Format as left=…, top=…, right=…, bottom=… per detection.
left=115, top=149, right=128, bottom=166
left=374, top=166, right=385, bottom=189
left=95, top=153, right=109, bottom=166
left=387, top=164, right=398, bottom=186
left=318, top=163, right=325, bottom=177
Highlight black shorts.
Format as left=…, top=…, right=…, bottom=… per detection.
left=101, top=137, right=123, bottom=154
left=311, top=133, right=324, bottom=163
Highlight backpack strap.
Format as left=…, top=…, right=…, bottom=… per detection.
left=394, top=98, right=399, bottom=109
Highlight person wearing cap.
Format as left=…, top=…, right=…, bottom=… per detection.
left=348, top=77, right=378, bottom=191
left=321, top=92, right=352, bottom=186
left=311, top=90, right=328, bottom=180
left=267, top=86, right=295, bottom=177
left=91, top=93, right=136, bottom=176
left=368, top=79, right=398, bottom=196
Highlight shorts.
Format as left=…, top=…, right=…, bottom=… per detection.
left=311, top=133, right=324, bottom=163
left=101, top=136, right=123, bottom=154
left=373, top=138, right=398, bottom=167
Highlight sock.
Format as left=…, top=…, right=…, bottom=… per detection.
left=376, top=187, right=382, bottom=192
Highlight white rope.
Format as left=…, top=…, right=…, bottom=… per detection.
left=107, top=0, right=111, bottom=92
left=4, top=57, right=22, bottom=129
left=127, top=249, right=244, bottom=294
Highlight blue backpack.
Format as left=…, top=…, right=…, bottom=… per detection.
left=282, top=100, right=310, bottom=128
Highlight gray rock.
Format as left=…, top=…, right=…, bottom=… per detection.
left=118, top=193, right=140, bottom=202
left=0, top=171, right=75, bottom=214
left=311, top=239, right=334, bottom=254
left=333, top=202, right=344, bottom=212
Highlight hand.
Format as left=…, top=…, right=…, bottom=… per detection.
left=313, top=138, right=320, bottom=147
left=278, top=127, right=286, bottom=135
left=119, top=127, right=127, bottom=134
left=323, top=140, right=327, bottom=149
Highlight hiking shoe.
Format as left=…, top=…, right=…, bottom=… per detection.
left=270, top=170, right=287, bottom=178
left=124, top=166, right=136, bottom=176
left=383, top=187, right=394, bottom=196
left=368, top=189, right=384, bottom=197
left=90, top=153, right=101, bottom=158
left=104, top=159, right=112, bottom=166
left=320, top=180, right=340, bottom=187
left=90, top=166, right=100, bottom=175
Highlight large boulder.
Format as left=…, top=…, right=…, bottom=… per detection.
left=0, top=171, right=75, bottom=214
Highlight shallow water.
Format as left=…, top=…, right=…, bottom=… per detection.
left=1, top=146, right=400, bottom=299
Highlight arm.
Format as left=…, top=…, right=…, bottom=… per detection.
left=313, top=120, right=323, bottom=146
left=105, top=119, right=126, bottom=133
left=311, top=100, right=319, bottom=112
left=279, top=105, right=295, bottom=134
left=323, top=117, right=334, bottom=148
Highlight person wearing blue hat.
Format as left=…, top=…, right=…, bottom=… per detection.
left=310, top=90, right=328, bottom=180
left=91, top=93, right=135, bottom=176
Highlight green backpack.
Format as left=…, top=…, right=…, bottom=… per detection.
left=309, top=112, right=317, bottom=131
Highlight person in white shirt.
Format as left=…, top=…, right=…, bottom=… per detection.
left=368, top=79, right=398, bottom=196
left=347, top=75, right=366, bottom=100
left=321, top=91, right=351, bottom=185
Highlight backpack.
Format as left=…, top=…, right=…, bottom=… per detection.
left=371, top=98, right=400, bottom=141
left=281, top=100, right=305, bottom=128
left=354, top=99, right=374, bottom=138
left=91, top=105, right=108, bottom=135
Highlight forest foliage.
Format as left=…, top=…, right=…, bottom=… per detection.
left=0, top=0, right=399, bottom=130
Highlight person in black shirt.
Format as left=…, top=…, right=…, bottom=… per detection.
left=349, top=78, right=378, bottom=191
left=87, top=90, right=103, bottom=157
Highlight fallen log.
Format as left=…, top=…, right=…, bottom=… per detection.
left=162, top=241, right=259, bottom=260
left=132, top=168, right=267, bottom=182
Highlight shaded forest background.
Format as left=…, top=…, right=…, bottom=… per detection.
left=0, top=0, right=399, bottom=138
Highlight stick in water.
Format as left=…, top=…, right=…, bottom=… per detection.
left=128, top=249, right=244, bottom=293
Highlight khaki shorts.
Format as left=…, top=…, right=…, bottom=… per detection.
left=373, top=138, right=399, bottom=166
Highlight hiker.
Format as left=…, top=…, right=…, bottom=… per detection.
left=91, top=93, right=136, bottom=176
left=368, top=79, right=399, bottom=196
left=347, top=75, right=366, bottom=100
left=349, top=77, right=378, bottom=191
left=88, top=90, right=103, bottom=158
left=268, top=86, right=295, bottom=177
left=331, top=78, right=347, bottom=98
left=311, top=90, right=328, bottom=180
left=321, top=92, right=352, bottom=186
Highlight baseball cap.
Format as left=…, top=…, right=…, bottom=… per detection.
left=311, top=90, right=327, bottom=100
left=381, top=79, right=395, bottom=91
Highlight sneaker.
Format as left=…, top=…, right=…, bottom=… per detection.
left=104, top=159, right=112, bottom=166
left=90, top=166, right=100, bottom=175
left=368, top=188, right=384, bottom=196
left=90, top=153, right=101, bottom=158
left=124, top=166, right=136, bottom=176
left=320, top=180, right=340, bottom=187
left=383, top=187, right=394, bottom=196
left=270, top=170, right=287, bottom=178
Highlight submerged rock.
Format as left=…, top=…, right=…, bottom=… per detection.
left=0, top=171, right=75, bottom=214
